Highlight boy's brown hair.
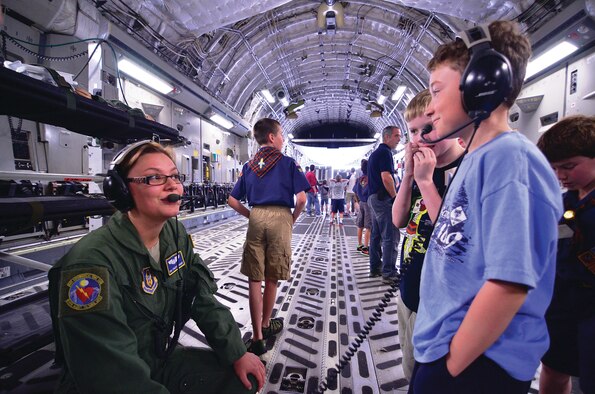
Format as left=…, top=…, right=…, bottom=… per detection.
left=404, top=89, right=431, bottom=122
left=427, top=20, right=531, bottom=108
left=537, top=115, right=595, bottom=162
left=253, top=118, right=281, bottom=145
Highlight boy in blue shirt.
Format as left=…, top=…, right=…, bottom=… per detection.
left=537, top=115, right=595, bottom=394
left=228, top=118, right=309, bottom=355
left=410, top=21, right=563, bottom=393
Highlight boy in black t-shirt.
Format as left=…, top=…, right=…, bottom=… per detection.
left=391, top=89, right=465, bottom=381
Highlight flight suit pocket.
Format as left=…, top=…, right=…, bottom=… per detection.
left=194, top=262, right=218, bottom=294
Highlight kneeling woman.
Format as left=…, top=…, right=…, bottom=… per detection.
left=49, top=141, right=264, bottom=393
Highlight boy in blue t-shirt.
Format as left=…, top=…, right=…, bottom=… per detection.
left=410, top=21, right=563, bottom=394
left=228, top=118, right=309, bottom=355
left=537, top=115, right=595, bottom=394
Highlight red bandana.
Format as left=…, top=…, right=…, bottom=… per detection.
left=249, top=146, right=283, bottom=178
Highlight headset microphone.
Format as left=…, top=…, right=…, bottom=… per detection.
left=420, top=115, right=484, bottom=144
left=166, top=194, right=182, bottom=202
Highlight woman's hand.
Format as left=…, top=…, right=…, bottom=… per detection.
left=233, top=352, right=266, bottom=391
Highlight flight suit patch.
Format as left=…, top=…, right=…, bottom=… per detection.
left=141, top=267, right=159, bottom=294
left=165, top=251, right=186, bottom=276
left=59, top=267, right=109, bottom=317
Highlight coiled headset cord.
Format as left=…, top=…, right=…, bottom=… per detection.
left=315, top=265, right=406, bottom=394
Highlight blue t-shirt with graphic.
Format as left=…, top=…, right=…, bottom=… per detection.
left=412, top=132, right=563, bottom=381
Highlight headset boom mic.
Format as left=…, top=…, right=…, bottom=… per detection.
left=421, top=124, right=433, bottom=136
left=166, top=194, right=182, bottom=202
left=420, top=116, right=481, bottom=144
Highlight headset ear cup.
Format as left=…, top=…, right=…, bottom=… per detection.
left=103, top=168, right=133, bottom=211
left=460, top=48, right=513, bottom=118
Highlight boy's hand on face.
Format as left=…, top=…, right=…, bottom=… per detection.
left=412, top=146, right=436, bottom=184
left=404, top=142, right=419, bottom=179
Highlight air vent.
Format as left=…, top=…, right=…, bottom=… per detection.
left=540, top=112, right=559, bottom=127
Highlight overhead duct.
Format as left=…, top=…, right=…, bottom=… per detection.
left=317, top=0, right=345, bottom=33
left=3, top=0, right=77, bottom=34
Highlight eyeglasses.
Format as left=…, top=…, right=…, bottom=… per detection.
left=127, top=174, right=186, bottom=185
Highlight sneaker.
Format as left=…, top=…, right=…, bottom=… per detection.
left=262, top=317, right=283, bottom=339
left=361, top=247, right=369, bottom=255
left=247, top=339, right=267, bottom=356
left=356, top=244, right=364, bottom=251
left=338, top=218, right=343, bottom=224
left=368, top=271, right=381, bottom=278
left=382, top=275, right=399, bottom=285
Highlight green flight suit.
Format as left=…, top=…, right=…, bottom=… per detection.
left=48, top=212, right=256, bottom=393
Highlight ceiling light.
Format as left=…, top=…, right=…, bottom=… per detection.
left=280, top=97, right=290, bottom=107
left=391, top=85, right=407, bottom=101
left=374, top=133, right=381, bottom=139
left=294, top=144, right=374, bottom=168
left=261, top=89, right=275, bottom=103
left=118, top=58, right=173, bottom=95
left=288, top=133, right=294, bottom=139
left=377, top=94, right=388, bottom=105
left=206, top=108, right=234, bottom=130
left=525, top=41, right=578, bottom=79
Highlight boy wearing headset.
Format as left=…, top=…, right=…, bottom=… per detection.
left=409, top=21, right=563, bottom=393
left=49, top=141, right=264, bottom=393
left=228, top=118, right=309, bottom=355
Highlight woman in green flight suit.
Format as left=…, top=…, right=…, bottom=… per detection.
left=48, top=141, right=265, bottom=393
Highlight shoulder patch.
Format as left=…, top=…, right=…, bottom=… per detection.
left=141, top=267, right=159, bottom=294
left=59, top=266, right=109, bottom=317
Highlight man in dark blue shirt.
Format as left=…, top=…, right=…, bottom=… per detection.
left=367, top=125, right=401, bottom=283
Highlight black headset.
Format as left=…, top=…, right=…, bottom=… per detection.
left=103, top=140, right=154, bottom=212
left=458, top=24, right=513, bottom=121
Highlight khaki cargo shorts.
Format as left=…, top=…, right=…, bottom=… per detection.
left=241, top=205, right=293, bottom=281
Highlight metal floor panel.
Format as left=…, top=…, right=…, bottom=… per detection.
left=183, top=213, right=407, bottom=393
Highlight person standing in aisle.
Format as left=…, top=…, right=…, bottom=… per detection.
left=228, top=118, right=310, bottom=355
left=367, top=126, right=402, bottom=282
left=305, top=164, right=321, bottom=216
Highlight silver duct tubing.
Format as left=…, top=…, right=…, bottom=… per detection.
left=387, top=13, right=435, bottom=119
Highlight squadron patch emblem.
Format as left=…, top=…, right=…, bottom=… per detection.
left=165, top=251, right=186, bottom=276
left=141, top=267, right=158, bottom=294
left=59, top=266, right=109, bottom=316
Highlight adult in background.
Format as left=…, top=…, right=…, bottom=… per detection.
left=305, top=164, right=321, bottom=216
left=345, top=167, right=357, bottom=216
left=353, top=159, right=371, bottom=255
left=367, top=126, right=401, bottom=283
